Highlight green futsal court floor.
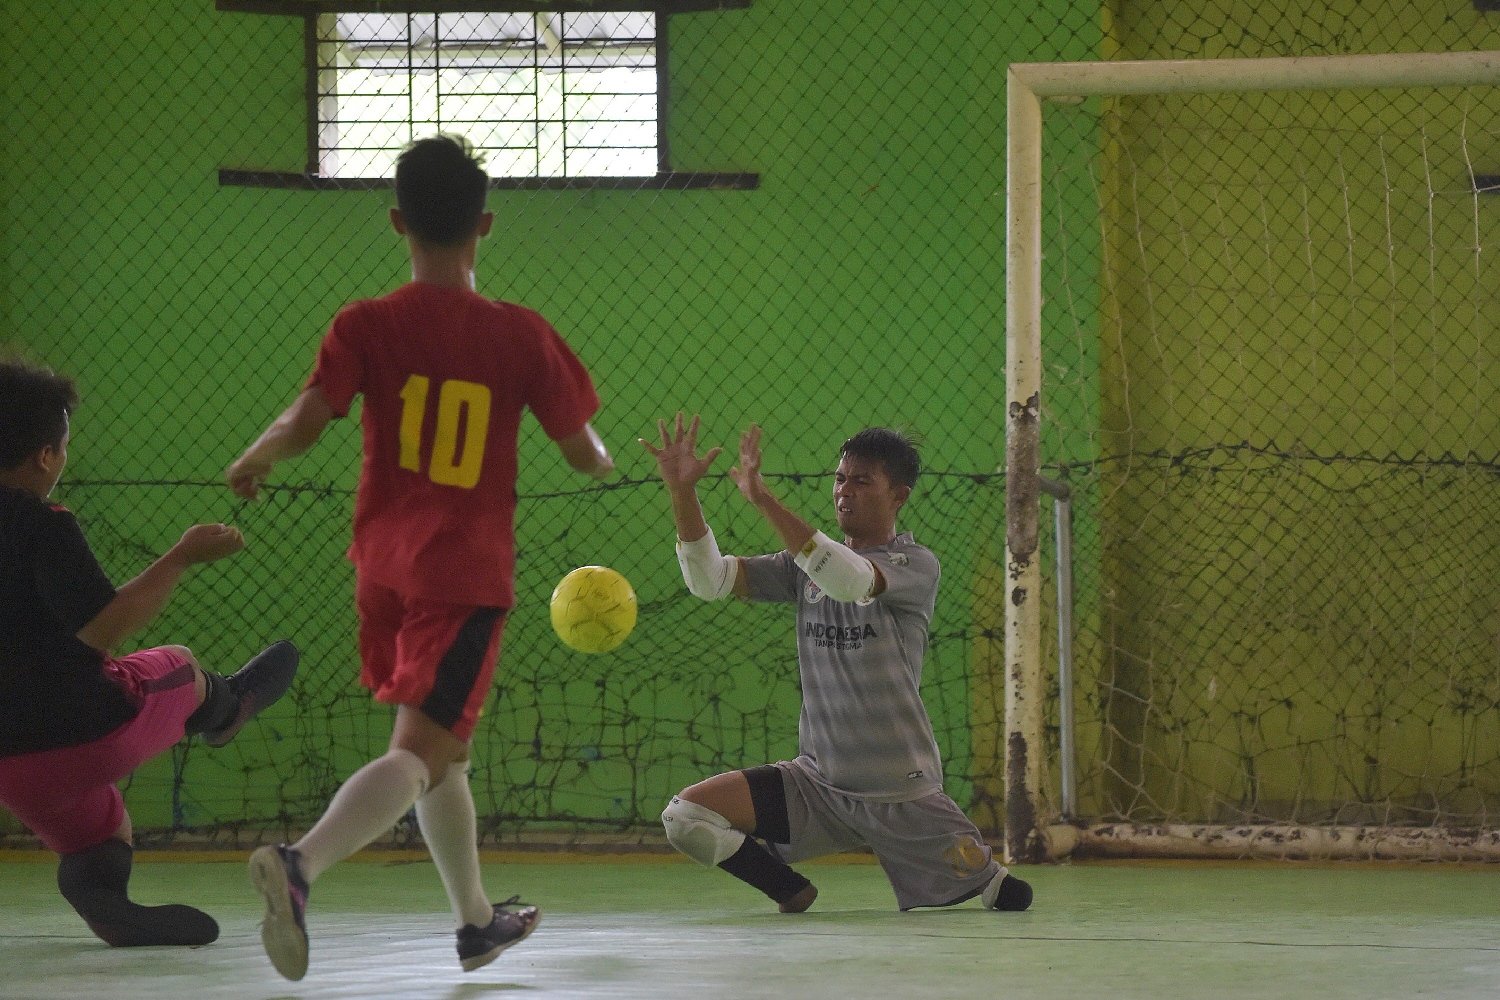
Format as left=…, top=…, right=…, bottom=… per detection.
left=0, top=852, right=1496, bottom=999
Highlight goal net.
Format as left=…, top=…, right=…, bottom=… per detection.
left=1007, top=52, right=1500, bottom=861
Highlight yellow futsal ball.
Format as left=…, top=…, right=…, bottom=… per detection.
left=549, top=565, right=638, bottom=654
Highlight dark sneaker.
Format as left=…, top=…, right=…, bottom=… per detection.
left=456, top=895, right=540, bottom=972
left=249, top=844, right=310, bottom=981
left=982, top=870, right=1033, bottom=912
left=202, top=640, right=300, bottom=748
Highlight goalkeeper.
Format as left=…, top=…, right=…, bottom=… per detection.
left=640, top=413, right=1032, bottom=914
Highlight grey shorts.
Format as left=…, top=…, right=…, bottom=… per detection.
left=766, top=757, right=999, bottom=910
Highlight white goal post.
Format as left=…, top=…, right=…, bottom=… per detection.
left=1005, top=50, right=1500, bottom=863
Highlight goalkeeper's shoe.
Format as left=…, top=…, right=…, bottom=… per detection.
left=201, top=640, right=300, bottom=747
left=457, top=896, right=541, bottom=972
left=249, top=844, right=311, bottom=981
left=982, top=870, right=1034, bottom=912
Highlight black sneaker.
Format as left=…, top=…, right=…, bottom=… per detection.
left=249, top=844, right=310, bottom=981
left=456, top=895, right=540, bottom=972
left=982, top=870, right=1033, bottom=912
left=201, top=640, right=300, bottom=748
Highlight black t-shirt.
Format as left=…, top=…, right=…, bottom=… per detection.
left=0, top=486, right=136, bottom=758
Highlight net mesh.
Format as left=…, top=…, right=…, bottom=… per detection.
left=4, top=1, right=1500, bottom=851
left=2, top=0, right=1067, bottom=843
left=1037, top=72, right=1500, bottom=838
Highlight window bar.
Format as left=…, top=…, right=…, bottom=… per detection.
left=406, top=14, right=416, bottom=152
left=560, top=12, right=570, bottom=179
left=656, top=11, right=670, bottom=176
left=434, top=12, right=443, bottom=141
left=531, top=13, right=542, bottom=177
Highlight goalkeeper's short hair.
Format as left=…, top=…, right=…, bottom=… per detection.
left=840, top=427, right=920, bottom=488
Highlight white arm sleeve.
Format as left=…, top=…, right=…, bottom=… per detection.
left=676, top=527, right=738, bottom=601
left=794, top=531, right=877, bottom=603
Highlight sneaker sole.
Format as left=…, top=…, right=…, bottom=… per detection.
left=249, top=846, right=310, bottom=981
left=460, top=911, right=541, bottom=973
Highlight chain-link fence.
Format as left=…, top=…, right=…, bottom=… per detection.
left=4, top=0, right=1080, bottom=845
left=4, top=1, right=1499, bottom=851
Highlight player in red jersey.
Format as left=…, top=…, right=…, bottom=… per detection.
left=227, top=134, right=614, bottom=981
left=0, top=359, right=298, bottom=949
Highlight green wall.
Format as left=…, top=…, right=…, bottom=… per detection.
left=2, top=0, right=1100, bottom=838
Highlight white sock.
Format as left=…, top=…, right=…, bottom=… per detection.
left=294, top=748, right=429, bottom=883
left=416, top=761, right=493, bottom=929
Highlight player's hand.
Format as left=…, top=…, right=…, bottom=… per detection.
left=226, top=455, right=272, bottom=500
left=171, top=523, right=246, bottom=564
left=728, top=424, right=770, bottom=506
left=640, top=412, right=722, bottom=489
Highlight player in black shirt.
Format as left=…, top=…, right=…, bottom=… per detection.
left=0, top=359, right=300, bottom=947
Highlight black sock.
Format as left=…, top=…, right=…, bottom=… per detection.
left=183, top=670, right=235, bottom=735
left=718, top=838, right=812, bottom=904
left=58, top=837, right=132, bottom=899
left=57, top=839, right=219, bottom=947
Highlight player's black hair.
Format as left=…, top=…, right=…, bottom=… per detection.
left=840, top=427, right=920, bottom=489
left=395, top=134, right=489, bottom=247
left=0, top=359, right=78, bottom=469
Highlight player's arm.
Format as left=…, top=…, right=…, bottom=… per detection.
left=666, top=480, right=751, bottom=600
left=730, top=424, right=883, bottom=601
left=226, top=386, right=336, bottom=500
left=641, top=412, right=747, bottom=600
left=556, top=422, right=615, bottom=480
left=76, top=524, right=245, bottom=652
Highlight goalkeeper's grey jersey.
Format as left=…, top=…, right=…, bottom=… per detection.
left=740, top=532, right=944, bottom=802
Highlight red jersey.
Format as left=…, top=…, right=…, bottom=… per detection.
left=309, top=282, right=600, bottom=606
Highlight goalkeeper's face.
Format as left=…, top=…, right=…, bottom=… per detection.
left=833, top=455, right=910, bottom=544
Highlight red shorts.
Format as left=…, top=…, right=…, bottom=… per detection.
left=0, top=647, right=198, bottom=855
left=356, top=574, right=507, bottom=741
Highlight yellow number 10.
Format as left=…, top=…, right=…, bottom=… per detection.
left=398, top=375, right=492, bottom=489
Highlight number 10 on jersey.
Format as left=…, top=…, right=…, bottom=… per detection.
left=398, top=375, right=492, bottom=489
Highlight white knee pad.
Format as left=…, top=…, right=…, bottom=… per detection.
left=660, top=796, right=746, bottom=867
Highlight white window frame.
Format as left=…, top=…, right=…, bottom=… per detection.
left=215, top=1, right=758, bottom=192
left=315, top=10, right=663, bottom=180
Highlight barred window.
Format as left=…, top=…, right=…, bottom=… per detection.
left=316, top=11, right=660, bottom=179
